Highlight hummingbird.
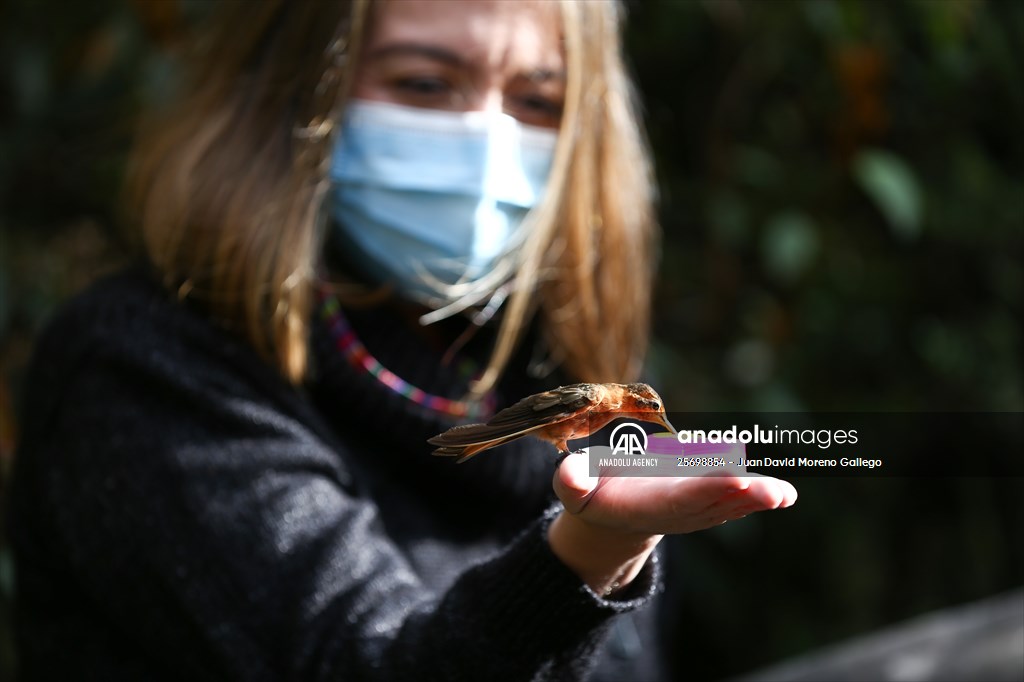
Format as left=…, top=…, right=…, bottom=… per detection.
left=428, top=382, right=677, bottom=463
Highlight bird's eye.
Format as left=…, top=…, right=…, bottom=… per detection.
left=652, top=402, right=661, bottom=411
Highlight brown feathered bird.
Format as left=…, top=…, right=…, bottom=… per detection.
left=428, top=382, right=676, bottom=463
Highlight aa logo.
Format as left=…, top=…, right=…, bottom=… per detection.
left=609, top=422, right=648, bottom=456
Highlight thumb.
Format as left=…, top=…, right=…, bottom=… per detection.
left=552, top=449, right=599, bottom=514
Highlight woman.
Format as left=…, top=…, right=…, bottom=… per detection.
left=9, top=1, right=796, bottom=680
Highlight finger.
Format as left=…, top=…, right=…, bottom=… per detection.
left=688, top=475, right=796, bottom=519
left=672, top=473, right=757, bottom=508
left=741, top=476, right=799, bottom=510
left=552, top=449, right=598, bottom=514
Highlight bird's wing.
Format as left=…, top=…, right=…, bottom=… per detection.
left=487, top=383, right=602, bottom=428
left=427, top=383, right=601, bottom=447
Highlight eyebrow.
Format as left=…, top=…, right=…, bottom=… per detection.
left=365, top=43, right=467, bottom=67
left=366, top=42, right=566, bottom=82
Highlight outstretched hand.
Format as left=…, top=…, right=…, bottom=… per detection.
left=546, top=450, right=797, bottom=596
left=553, top=450, right=798, bottom=535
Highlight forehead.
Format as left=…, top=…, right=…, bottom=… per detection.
left=365, top=0, right=564, bottom=72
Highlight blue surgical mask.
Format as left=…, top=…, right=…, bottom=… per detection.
left=327, top=99, right=558, bottom=307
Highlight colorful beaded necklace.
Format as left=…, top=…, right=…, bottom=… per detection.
left=319, top=290, right=497, bottom=420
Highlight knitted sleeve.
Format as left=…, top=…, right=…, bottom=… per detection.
left=10, top=274, right=660, bottom=682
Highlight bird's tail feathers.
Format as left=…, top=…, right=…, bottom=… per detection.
left=431, top=435, right=519, bottom=463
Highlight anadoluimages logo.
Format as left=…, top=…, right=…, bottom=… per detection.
left=609, top=422, right=648, bottom=456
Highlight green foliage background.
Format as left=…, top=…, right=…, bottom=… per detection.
left=1, top=0, right=1021, bottom=679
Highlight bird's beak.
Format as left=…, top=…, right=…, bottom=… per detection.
left=655, top=413, right=678, bottom=436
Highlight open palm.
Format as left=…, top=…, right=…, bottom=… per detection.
left=553, top=450, right=798, bottom=535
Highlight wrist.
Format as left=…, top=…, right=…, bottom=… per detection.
left=547, top=510, right=662, bottom=596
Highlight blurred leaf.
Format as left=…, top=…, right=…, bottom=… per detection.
left=853, top=149, right=924, bottom=241
left=802, top=0, right=845, bottom=39
left=915, top=319, right=975, bottom=379
left=761, top=211, right=820, bottom=284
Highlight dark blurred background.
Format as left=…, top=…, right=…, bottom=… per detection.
left=1, top=0, right=1021, bottom=679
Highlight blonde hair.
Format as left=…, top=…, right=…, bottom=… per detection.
left=127, top=0, right=655, bottom=390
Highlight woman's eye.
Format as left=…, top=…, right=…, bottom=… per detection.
left=508, top=94, right=564, bottom=127
left=394, top=77, right=452, bottom=96
left=517, top=95, right=562, bottom=115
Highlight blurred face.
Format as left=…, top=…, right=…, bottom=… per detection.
left=354, top=0, right=566, bottom=129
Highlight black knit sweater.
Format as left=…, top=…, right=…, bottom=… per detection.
left=8, top=268, right=669, bottom=681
